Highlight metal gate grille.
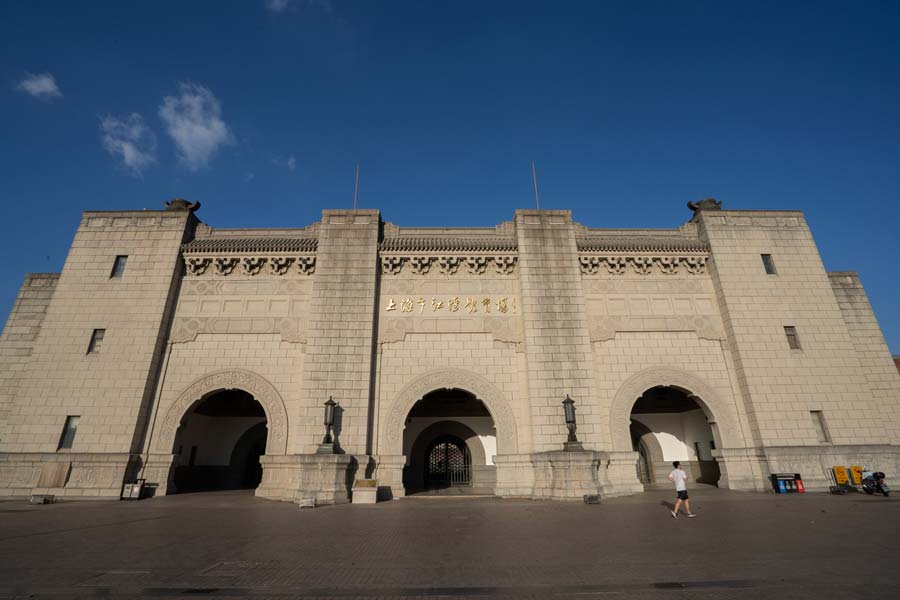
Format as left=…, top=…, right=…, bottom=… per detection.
left=425, top=436, right=471, bottom=487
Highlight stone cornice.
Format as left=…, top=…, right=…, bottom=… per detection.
left=182, top=237, right=317, bottom=254
left=380, top=236, right=517, bottom=253
left=576, top=236, right=709, bottom=254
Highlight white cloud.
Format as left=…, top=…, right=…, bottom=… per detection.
left=272, top=154, right=297, bottom=170
left=245, top=172, right=256, bottom=182
left=16, top=72, right=63, bottom=100
left=266, top=0, right=333, bottom=15
left=158, top=83, right=232, bottom=171
left=99, top=113, right=157, bottom=177
left=266, top=0, right=291, bottom=12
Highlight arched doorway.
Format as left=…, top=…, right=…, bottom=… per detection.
left=172, top=389, right=268, bottom=493
left=403, top=388, right=495, bottom=494
left=629, top=386, right=721, bottom=487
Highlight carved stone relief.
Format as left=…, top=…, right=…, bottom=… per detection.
left=169, top=316, right=306, bottom=344
left=183, top=255, right=315, bottom=277
left=380, top=255, right=517, bottom=276
left=579, top=255, right=707, bottom=276
left=378, top=316, right=524, bottom=348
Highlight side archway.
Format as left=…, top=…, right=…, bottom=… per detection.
left=610, top=367, right=742, bottom=453
left=154, top=369, right=289, bottom=455
left=381, top=368, right=519, bottom=456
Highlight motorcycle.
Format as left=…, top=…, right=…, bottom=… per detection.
left=861, top=471, right=890, bottom=497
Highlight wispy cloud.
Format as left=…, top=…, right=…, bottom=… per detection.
left=245, top=171, right=256, bottom=182
left=272, top=155, right=297, bottom=170
left=266, top=0, right=291, bottom=13
left=16, top=72, right=63, bottom=100
left=266, top=0, right=333, bottom=15
left=99, top=113, right=157, bottom=177
left=158, top=83, right=232, bottom=171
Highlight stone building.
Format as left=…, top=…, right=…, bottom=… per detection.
left=1, top=198, right=898, bottom=502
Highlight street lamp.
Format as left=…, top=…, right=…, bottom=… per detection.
left=318, top=396, right=337, bottom=454
left=562, top=394, right=583, bottom=451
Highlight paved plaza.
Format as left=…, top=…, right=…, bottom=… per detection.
left=1, top=487, right=898, bottom=599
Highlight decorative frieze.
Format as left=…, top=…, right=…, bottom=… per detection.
left=579, top=255, right=707, bottom=276
left=181, top=236, right=317, bottom=278
left=379, top=235, right=518, bottom=276
left=380, top=255, right=518, bottom=276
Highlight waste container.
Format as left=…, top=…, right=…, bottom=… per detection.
left=770, top=473, right=799, bottom=494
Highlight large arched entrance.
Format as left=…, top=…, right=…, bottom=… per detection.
left=628, top=386, right=721, bottom=486
left=172, top=389, right=268, bottom=493
left=403, top=388, right=496, bottom=495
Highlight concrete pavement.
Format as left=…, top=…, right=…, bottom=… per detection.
left=0, top=486, right=898, bottom=599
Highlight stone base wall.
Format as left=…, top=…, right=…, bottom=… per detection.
left=259, top=453, right=356, bottom=505
left=761, top=444, right=900, bottom=492
left=0, top=452, right=135, bottom=498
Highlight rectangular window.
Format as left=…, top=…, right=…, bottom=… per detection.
left=761, top=254, right=777, bottom=275
left=811, top=411, right=831, bottom=443
left=189, top=446, right=198, bottom=466
left=57, top=416, right=80, bottom=450
left=87, top=329, right=105, bottom=354
left=110, top=255, right=128, bottom=278
left=784, top=326, right=801, bottom=350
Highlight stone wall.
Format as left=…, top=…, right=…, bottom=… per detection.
left=0, top=273, right=58, bottom=445
left=0, top=210, right=194, bottom=456
left=828, top=272, right=900, bottom=441
left=698, top=211, right=886, bottom=447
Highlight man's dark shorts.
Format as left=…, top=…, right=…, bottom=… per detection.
left=677, top=490, right=689, bottom=500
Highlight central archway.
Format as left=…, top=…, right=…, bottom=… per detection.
left=403, top=389, right=494, bottom=494
left=382, top=368, right=519, bottom=457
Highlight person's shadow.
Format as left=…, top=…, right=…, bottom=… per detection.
left=660, top=500, right=675, bottom=511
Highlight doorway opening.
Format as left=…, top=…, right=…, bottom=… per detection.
left=629, top=386, right=721, bottom=487
left=172, top=389, right=268, bottom=493
left=403, top=388, right=496, bottom=495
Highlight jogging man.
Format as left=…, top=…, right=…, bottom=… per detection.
left=668, top=461, right=696, bottom=519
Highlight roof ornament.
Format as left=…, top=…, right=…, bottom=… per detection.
left=165, top=198, right=201, bottom=212
left=687, top=198, right=722, bottom=213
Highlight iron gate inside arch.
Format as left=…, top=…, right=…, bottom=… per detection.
left=425, top=435, right=471, bottom=488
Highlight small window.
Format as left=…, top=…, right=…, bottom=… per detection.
left=811, top=411, right=831, bottom=443
left=57, top=416, right=80, bottom=450
left=761, top=254, right=777, bottom=275
left=87, top=329, right=105, bottom=354
left=110, top=255, right=128, bottom=278
left=784, top=326, right=801, bottom=350
left=189, top=446, right=198, bottom=466
left=709, top=440, right=716, bottom=451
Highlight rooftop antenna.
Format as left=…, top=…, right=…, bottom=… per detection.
left=531, top=160, right=540, bottom=210
left=353, top=163, right=360, bottom=209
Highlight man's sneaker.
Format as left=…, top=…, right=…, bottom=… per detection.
left=687, top=513, right=697, bottom=518
left=671, top=510, right=678, bottom=519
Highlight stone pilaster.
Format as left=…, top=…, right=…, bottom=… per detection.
left=514, top=210, right=601, bottom=452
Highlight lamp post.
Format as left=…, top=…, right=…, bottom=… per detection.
left=317, top=396, right=337, bottom=454
left=562, top=394, right=583, bottom=451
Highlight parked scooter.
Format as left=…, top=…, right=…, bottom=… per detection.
left=861, top=470, right=890, bottom=496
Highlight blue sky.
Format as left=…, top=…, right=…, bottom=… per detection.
left=2, top=1, right=899, bottom=352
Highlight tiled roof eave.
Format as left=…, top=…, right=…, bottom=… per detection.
left=379, top=237, right=518, bottom=253
left=182, top=237, right=318, bottom=254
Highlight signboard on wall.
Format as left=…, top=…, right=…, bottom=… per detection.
left=832, top=466, right=850, bottom=486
